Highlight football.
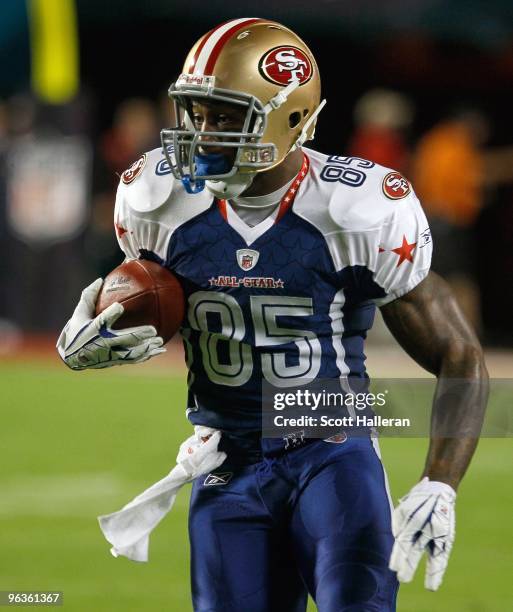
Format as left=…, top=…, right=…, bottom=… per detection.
left=95, top=259, right=185, bottom=344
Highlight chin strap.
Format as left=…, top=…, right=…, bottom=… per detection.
left=293, top=98, right=327, bottom=149
left=263, top=79, right=301, bottom=114
left=263, top=79, right=327, bottom=150
left=251, top=79, right=302, bottom=147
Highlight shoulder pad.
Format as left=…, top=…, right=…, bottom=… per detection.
left=328, top=162, right=414, bottom=232
left=118, top=148, right=176, bottom=213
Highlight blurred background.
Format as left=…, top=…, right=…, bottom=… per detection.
left=0, top=1, right=512, bottom=611
left=1, top=0, right=513, bottom=345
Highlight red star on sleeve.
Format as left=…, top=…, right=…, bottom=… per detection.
left=391, top=235, right=417, bottom=266
left=115, top=222, right=128, bottom=239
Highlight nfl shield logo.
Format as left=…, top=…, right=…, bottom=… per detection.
left=236, top=248, right=259, bottom=271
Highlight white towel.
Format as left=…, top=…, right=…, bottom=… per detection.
left=97, top=426, right=226, bottom=562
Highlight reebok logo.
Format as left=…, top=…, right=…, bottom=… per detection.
left=203, top=472, right=233, bottom=486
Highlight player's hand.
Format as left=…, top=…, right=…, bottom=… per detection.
left=56, top=278, right=165, bottom=370
left=389, top=477, right=456, bottom=591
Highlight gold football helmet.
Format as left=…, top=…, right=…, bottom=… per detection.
left=161, top=18, right=324, bottom=196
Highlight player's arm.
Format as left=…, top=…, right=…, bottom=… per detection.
left=56, top=278, right=165, bottom=370
left=381, top=270, right=489, bottom=589
left=56, top=152, right=169, bottom=371
left=381, top=270, right=489, bottom=487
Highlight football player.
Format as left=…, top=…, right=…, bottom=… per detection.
left=57, top=18, right=488, bottom=611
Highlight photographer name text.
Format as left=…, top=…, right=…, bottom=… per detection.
left=273, top=415, right=411, bottom=428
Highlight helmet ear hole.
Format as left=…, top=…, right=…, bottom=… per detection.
left=289, top=111, right=302, bottom=128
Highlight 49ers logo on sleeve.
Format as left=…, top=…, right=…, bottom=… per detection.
left=121, top=154, right=147, bottom=185
left=382, top=171, right=411, bottom=200
left=259, top=46, right=313, bottom=86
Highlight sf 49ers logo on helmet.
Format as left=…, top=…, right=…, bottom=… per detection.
left=259, top=46, right=313, bottom=86
left=382, top=171, right=411, bottom=200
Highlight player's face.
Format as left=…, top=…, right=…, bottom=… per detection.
left=190, top=100, right=246, bottom=156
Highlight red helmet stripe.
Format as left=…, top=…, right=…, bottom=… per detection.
left=203, top=18, right=262, bottom=75
left=188, top=19, right=260, bottom=75
left=187, top=30, right=212, bottom=74
left=186, top=19, right=239, bottom=74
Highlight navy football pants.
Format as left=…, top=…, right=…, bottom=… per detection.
left=189, top=435, right=399, bottom=611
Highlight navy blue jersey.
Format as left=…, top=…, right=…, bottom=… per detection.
left=114, top=147, right=431, bottom=431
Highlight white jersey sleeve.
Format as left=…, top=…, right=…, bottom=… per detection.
left=113, top=148, right=212, bottom=262
left=319, top=155, right=432, bottom=306
left=370, top=187, right=432, bottom=306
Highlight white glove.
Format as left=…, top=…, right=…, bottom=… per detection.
left=56, top=278, right=165, bottom=370
left=389, top=477, right=456, bottom=591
